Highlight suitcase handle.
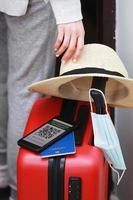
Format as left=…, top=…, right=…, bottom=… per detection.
left=90, top=90, right=106, bottom=114
left=74, top=105, right=90, bottom=145
left=91, top=77, right=108, bottom=114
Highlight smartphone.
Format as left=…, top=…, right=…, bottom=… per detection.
left=17, top=117, right=76, bottom=153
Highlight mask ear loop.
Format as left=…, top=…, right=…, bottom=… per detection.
left=88, top=89, right=94, bottom=113
left=88, top=88, right=108, bottom=114
left=110, top=164, right=126, bottom=185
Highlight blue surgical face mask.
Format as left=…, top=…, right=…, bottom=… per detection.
left=89, top=89, right=126, bottom=185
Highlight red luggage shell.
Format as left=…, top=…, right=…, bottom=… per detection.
left=17, top=97, right=109, bottom=200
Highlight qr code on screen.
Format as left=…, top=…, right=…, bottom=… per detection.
left=35, top=124, right=61, bottom=139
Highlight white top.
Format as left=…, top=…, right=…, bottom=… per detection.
left=0, top=0, right=83, bottom=24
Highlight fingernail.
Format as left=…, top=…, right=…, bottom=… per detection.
left=62, top=60, right=66, bottom=64
left=56, top=54, right=59, bottom=57
left=73, top=59, right=77, bottom=63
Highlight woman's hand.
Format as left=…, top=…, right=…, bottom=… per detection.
left=54, top=20, right=85, bottom=63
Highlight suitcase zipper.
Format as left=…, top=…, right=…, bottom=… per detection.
left=48, top=158, right=56, bottom=200
left=57, top=157, right=66, bottom=200
left=48, top=99, right=77, bottom=200
left=48, top=157, right=66, bottom=200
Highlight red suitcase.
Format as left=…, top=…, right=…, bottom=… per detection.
left=17, top=97, right=109, bottom=200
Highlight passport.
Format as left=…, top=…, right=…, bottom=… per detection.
left=40, top=131, right=76, bottom=158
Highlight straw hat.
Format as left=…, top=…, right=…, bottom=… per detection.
left=28, top=43, right=133, bottom=108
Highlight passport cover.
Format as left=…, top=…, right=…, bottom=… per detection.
left=40, top=131, right=76, bottom=158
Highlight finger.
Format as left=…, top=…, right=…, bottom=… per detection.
left=54, top=27, right=64, bottom=51
left=62, top=34, right=77, bottom=62
left=55, top=31, right=71, bottom=57
left=72, top=36, right=84, bottom=61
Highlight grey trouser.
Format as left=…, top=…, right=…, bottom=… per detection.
left=0, top=0, right=57, bottom=199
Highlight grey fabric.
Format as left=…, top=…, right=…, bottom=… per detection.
left=0, top=0, right=57, bottom=199
left=10, top=188, right=17, bottom=200
left=0, top=13, right=8, bottom=163
left=110, top=195, right=120, bottom=200
left=0, top=11, right=9, bottom=188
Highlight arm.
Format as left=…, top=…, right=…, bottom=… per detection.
left=50, top=0, right=85, bottom=62
left=50, top=0, right=83, bottom=24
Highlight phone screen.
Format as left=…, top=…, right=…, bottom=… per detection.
left=22, top=118, right=73, bottom=148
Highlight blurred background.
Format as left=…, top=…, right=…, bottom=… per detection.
left=116, top=0, right=133, bottom=199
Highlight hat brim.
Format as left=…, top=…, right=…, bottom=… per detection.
left=28, top=73, right=133, bottom=108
